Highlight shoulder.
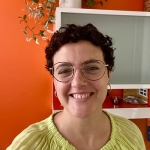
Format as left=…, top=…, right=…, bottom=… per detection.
left=105, top=111, right=146, bottom=150
left=107, top=111, right=142, bottom=137
left=108, top=112, right=140, bottom=133
left=7, top=112, right=76, bottom=150
left=7, top=114, right=57, bottom=150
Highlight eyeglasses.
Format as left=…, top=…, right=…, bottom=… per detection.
left=49, top=60, right=108, bottom=82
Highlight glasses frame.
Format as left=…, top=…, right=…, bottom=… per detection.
left=49, top=60, right=109, bottom=82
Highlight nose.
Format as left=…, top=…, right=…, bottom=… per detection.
left=71, top=69, right=87, bottom=87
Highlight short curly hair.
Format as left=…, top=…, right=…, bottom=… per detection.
left=45, top=23, right=115, bottom=74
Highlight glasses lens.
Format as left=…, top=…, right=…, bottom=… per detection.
left=82, top=61, right=106, bottom=81
left=53, top=62, right=73, bottom=82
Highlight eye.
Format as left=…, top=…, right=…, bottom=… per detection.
left=88, top=66, right=99, bottom=70
left=83, top=66, right=100, bottom=73
left=58, top=68, right=72, bottom=76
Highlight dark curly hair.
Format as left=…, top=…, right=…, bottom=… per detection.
left=45, top=23, right=115, bottom=74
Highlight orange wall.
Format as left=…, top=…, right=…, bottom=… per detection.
left=82, top=0, right=144, bottom=11
left=0, top=1, right=55, bottom=149
left=0, top=0, right=147, bottom=150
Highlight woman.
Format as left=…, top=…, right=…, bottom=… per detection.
left=7, top=23, right=146, bottom=150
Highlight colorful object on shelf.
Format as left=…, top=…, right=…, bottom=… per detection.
left=144, top=0, right=150, bottom=11
left=123, top=89, right=148, bottom=104
left=108, top=89, right=124, bottom=108
left=109, top=96, right=123, bottom=105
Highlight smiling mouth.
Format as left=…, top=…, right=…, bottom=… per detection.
left=70, top=93, right=93, bottom=99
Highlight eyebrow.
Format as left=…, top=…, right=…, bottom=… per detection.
left=83, top=59, right=100, bottom=65
left=55, top=63, right=71, bottom=71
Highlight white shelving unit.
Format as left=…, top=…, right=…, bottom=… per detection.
left=54, top=7, right=150, bottom=119
left=54, top=108, right=150, bottom=119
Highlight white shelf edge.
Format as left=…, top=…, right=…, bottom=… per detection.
left=56, top=7, right=150, bottom=17
left=53, top=108, right=150, bottom=119
left=104, top=108, right=150, bottom=119
left=110, top=84, right=150, bottom=89
left=55, top=7, right=150, bottom=30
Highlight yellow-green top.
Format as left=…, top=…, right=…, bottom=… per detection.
left=7, top=111, right=146, bottom=150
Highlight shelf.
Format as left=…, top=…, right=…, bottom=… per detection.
left=53, top=108, right=150, bottom=119
left=103, top=108, right=150, bottom=119
left=111, top=84, right=150, bottom=89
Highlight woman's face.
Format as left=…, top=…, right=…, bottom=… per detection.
left=53, top=40, right=110, bottom=118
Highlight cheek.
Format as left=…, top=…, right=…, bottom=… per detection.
left=96, top=75, right=109, bottom=97
left=54, top=80, right=69, bottom=98
left=97, top=83, right=108, bottom=95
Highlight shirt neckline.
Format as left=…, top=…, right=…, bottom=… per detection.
left=47, top=110, right=117, bottom=149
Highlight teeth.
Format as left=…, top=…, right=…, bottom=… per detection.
left=72, top=93, right=90, bottom=99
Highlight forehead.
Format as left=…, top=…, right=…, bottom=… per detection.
left=53, top=40, right=104, bottom=64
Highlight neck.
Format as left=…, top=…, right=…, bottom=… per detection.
left=54, top=109, right=110, bottom=139
left=54, top=110, right=111, bottom=150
